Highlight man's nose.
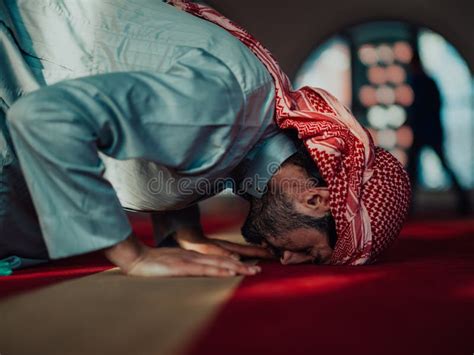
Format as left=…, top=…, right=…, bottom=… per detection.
left=280, top=251, right=313, bottom=265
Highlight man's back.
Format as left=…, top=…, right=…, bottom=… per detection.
left=2, top=0, right=272, bottom=92
left=1, top=0, right=281, bottom=209
left=0, top=0, right=283, bottom=259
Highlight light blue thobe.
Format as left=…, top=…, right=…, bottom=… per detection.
left=0, top=0, right=296, bottom=260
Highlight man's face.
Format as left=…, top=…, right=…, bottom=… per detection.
left=241, top=162, right=335, bottom=265
left=266, top=162, right=333, bottom=264
left=263, top=227, right=333, bottom=265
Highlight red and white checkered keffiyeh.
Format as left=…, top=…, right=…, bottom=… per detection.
left=168, top=0, right=411, bottom=265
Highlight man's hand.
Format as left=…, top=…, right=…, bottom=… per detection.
left=175, top=227, right=274, bottom=260
left=104, top=234, right=261, bottom=277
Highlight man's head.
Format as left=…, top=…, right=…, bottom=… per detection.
left=242, top=147, right=337, bottom=265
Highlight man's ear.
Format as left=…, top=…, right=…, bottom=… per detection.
left=295, top=187, right=330, bottom=217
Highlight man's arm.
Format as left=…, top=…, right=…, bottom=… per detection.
left=6, top=69, right=260, bottom=276
left=103, top=233, right=261, bottom=277
left=151, top=205, right=274, bottom=260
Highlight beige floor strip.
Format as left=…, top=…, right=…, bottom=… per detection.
left=0, top=231, right=248, bottom=355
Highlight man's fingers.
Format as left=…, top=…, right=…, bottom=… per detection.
left=199, top=243, right=240, bottom=259
left=187, top=252, right=261, bottom=276
left=122, top=247, right=261, bottom=278
left=177, top=233, right=273, bottom=260
left=213, top=240, right=275, bottom=259
left=181, top=242, right=240, bottom=260
left=178, top=264, right=237, bottom=278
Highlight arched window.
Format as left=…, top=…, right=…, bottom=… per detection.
left=294, top=23, right=473, bottom=190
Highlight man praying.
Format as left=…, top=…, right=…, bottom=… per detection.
left=0, top=0, right=410, bottom=277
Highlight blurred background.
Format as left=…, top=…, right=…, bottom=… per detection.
left=200, top=0, right=473, bottom=221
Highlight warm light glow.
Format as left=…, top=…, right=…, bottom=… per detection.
left=367, top=105, right=388, bottom=129
left=386, top=64, right=406, bottom=84
left=358, top=44, right=378, bottom=66
left=377, top=44, right=394, bottom=64
left=386, top=105, right=407, bottom=128
left=396, top=125, right=414, bottom=148
left=395, top=84, right=414, bottom=106
left=368, top=66, right=387, bottom=85
left=393, top=41, right=413, bottom=63
left=359, top=85, right=377, bottom=107
left=376, top=85, right=396, bottom=105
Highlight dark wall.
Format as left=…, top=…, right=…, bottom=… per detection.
left=207, top=0, right=474, bottom=78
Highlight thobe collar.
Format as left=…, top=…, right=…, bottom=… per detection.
left=232, top=131, right=297, bottom=198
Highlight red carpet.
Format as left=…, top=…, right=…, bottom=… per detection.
left=185, top=219, right=474, bottom=355
left=1, top=218, right=473, bottom=355
left=0, top=213, right=240, bottom=299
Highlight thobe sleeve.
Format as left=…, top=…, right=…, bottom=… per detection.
left=6, top=67, right=243, bottom=259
